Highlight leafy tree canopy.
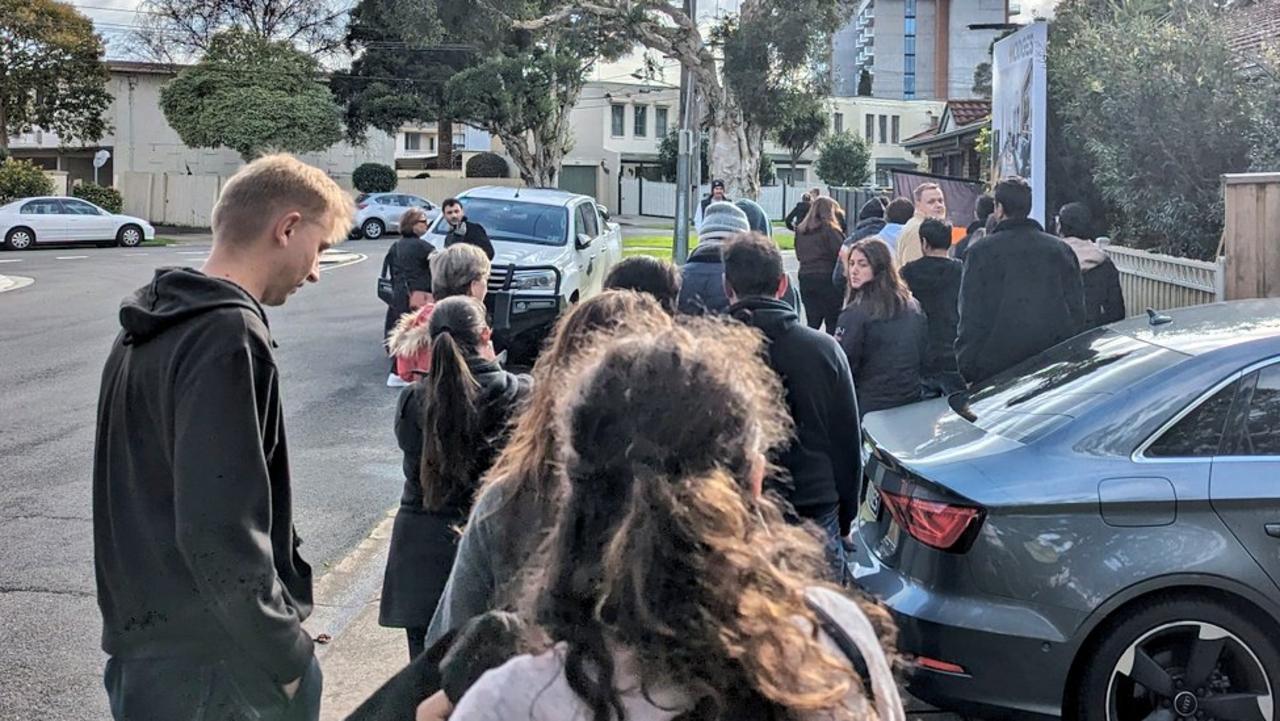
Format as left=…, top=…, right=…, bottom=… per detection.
left=0, top=158, right=54, bottom=203
left=815, top=131, right=871, bottom=188
left=160, top=29, right=343, bottom=161
left=132, top=0, right=348, bottom=61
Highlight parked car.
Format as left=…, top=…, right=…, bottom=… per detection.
left=424, top=186, right=623, bottom=365
left=851, top=299, right=1280, bottom=721
left=1, top=197, right=155, bottom=250
left=351, top=192, right=440, bottom=240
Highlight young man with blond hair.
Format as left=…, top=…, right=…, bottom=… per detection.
left=895, top=182, right=948, bottom=267
left=93, top=154, right=353, bottom=721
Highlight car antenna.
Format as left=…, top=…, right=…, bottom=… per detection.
left=514, top=185, right=520, bottom=198
left=1146, top=308, right=1173, bottom=326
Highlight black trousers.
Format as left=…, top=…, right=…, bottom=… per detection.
left=105, top=654, right=322, bottom=721
left=799, top=273, right=843, bottom=334
left=407, top=627, right=429, bottom=662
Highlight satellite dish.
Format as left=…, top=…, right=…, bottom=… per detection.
left=93, top=149, right=111, bottom=168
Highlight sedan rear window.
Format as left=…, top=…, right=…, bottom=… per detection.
left=430, top=198, right=568, bottom=246
left=950, top=329, right=1185, bottom=442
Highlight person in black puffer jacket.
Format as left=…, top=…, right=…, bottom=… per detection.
left=901, top=219, right=964, bottom=397
left=1056, top=202, right=1125, bottom=330
left=677, top=201, right=751, bottom=315
left=832, top=197, right=888, bottom=291
left=835, top=237, right=928, bottom=415
left=441, top=198, right=495, bottom=260
left=382, top=296, right=532, bottom=662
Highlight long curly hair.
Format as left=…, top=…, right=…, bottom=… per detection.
left=477, top=291, right=674, bottom=590
left=530, top=319, right=896, bottom=721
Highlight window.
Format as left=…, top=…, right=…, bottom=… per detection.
left=892, top=115, right=900, bottom=144
left=575, top=203, right=600, bottom=239
left=63, top=199, right=102, bottom=215
left=404, top=132, right=421, bottom=151
left=634, top=105, right=648, bottom=138
left=878, top=115, right=887, bottom=144
left=904, top=76, right=916, bottom=98
left=611, top=105, right=625, bottom=136
left=21, top=200, right=60, bottom=215
left=453, top=133, right=467, bottom=149
left=865, top=114, right=875, bottom=142
left=428, top=198, right=569, bottom=246
left=905, top=0, right=916, bottom=14
left=655, top=107, right=669, bottom=138
left=1224, top=366, right=1280, bottom=456
left=834, top=112, right=844, bottom=134
left=429, top=136, right=436, bottom=152
left=1147, top=380, right=1240, bottom=458
left=905, top=17, right=916, bottom=34
left=905, top=36, right=916, bottom=55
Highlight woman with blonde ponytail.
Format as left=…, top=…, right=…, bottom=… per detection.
left=445, top=320, right=904, bottom=721
left=380, top=295, right=531, bottom=661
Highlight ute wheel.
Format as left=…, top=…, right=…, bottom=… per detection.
left=1076, top=597, right=1279, bottom=721
left=117, top=224, right=144, bottom=248
left=4, top=227, right=35, bottom=250
left=361, top=218, right=385, bottom=240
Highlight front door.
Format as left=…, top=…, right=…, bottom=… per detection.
left=574, top=202, right=604, bottom=298
left=61, top=198, right=114, bottom=241
left=1210, top=361, right=1280, bottom=590
left=17, top=199, right=66, bottom=243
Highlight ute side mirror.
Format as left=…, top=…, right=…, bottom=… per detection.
left=576, top=233, right=594, bottom=250
left=596, top=203, right=610, bottom=221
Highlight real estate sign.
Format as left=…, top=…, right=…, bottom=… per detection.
left=992, top=22, right=1048, bottom=224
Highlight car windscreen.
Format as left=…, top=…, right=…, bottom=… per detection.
left=429, top=198, right=568, bottom=246
left=949, top=328, right=1185, bottom=442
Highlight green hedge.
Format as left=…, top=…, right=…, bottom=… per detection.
left=465, top=152, right=510, bottom=178
left=73, top=182, right=124, bottom=213
left=0, top=159, right=54, bottom=204
left=353, top=163, right=397, bottom=193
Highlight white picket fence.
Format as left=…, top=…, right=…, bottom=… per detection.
left=619, top=178, right=828, bottom=221
left=1101, top=243, right=1226, bottom=314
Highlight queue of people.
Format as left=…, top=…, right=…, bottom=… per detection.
left=91, top=153, right=1125, bottom=721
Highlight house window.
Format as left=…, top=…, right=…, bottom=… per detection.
left=634, top=105, right=648, bottom=138
left=429, top=136, right=436, bottom=152
left=404, top=133, right=421, bottom=151
left=834, top=112, right=844, bottom=134
left=879, top=115, right=888, bottom=144
left=611, top=105, right=625, bottom=136
left=904, top=0, right=917, bottom=100
left=865, top=114, right=875, bottom=142
left=892, top=115, right=900, bottom=144
left=904, top=76, right=917, bottom=97
left=453, top=133, right=466, bottom=149
left=655, top=107, right=669, bottom=138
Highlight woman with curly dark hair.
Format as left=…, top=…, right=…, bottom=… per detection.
left=446, top=321, right=904, bottom=721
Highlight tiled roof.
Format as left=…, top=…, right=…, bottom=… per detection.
left=948, top=99, right=991, bottom=127
left=1224, top=0, right=1280, bottom=66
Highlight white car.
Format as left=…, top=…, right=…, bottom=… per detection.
left=0, top=196, right=155, bottom=250
left=424, top=186, right=624, bottom=363
left=352, top=192, right=440, bottom=240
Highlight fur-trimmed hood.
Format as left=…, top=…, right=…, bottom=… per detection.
left=387, top=304, right=435, bottom=358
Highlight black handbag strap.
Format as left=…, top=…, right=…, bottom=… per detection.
left=805, top=596, right=876, bottom=705
left=380, top=248, right=393, bottom=280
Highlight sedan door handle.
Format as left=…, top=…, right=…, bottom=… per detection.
left=1266, top=523, right=1280, bottom=539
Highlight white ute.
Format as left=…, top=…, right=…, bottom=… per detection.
left=424, top=186, right=624, bottom=362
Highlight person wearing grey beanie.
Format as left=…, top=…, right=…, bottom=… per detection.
left=677, top=202, right=751, bottom=315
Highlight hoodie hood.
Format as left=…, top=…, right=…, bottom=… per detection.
left=686, top=241, right=723, bottom=264
left=1063, top=236, right=1109, bottom=271
left=903, top=255, right=961, bottom=284
left=119, top=268, right=267, bottom=345
left=727, top=296, right=799, bottom=339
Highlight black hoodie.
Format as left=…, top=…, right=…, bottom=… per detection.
left=728, top=297, right=861, bottom=517
left=900, top=255, right=962, bottom=376
left=93, top=268, right=314, bottom=685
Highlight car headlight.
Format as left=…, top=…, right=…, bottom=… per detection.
left=510, top=270, right=556, bottom=291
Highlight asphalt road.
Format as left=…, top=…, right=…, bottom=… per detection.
left=0, top=236, right=405, bottom=721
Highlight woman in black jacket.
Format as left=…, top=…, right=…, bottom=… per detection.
left=794, top=196, right=847, bottom=334
left=1057, top=202, right=1125, bottom=329
left=384, top=207, right=436, bottom=386
left=835, top=238, right=928, bottom=414
left=380, top=295, right=532, bottom=661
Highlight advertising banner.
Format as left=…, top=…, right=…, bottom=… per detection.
left=992, top=22, right=1048, bottom=224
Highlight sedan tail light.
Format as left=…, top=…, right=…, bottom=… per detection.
left=357, top=202, right=368, bottom=210
left=879, top=485, right=984, bottom=552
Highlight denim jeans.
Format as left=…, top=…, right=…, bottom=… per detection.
left=796, top=502, right=849, bottom=586
left=105, top=653, right=322, bottom=721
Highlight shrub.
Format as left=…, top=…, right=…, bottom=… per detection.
left=73, top=182, right=123, bottom=213
left=0, top=159, right=55, bottom=204
left=814, top=131, right=871, bottom=188
left=465, top=152, right=510, bottom=178
left=758, top=154, right=776, bottom=185
left=353, top=162, right=397, bottom=193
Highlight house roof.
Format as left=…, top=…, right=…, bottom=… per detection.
left=900, top=99, right=990, bottom=146
left=1224, top=0, right=1280, bottom=69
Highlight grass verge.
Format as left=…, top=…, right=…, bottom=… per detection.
left=623, top=231, right=793, bottom=261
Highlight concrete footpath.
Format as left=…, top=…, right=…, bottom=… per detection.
left=308, top=515, right=968, bottom=721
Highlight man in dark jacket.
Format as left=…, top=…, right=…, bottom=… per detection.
left=957, top=177, right=1086, bottom=385
left=952, top=193, right=995, bottom=262
left=94, top=155, right=351, bottom=721
left=784, top=192, right=811, bottom=232
left=1057, top=202, right=1125, bottom=329
left=901, top=218, right=964, bottom=396
left=442, top=197, right=495, bottom=259
left=724, top=232, right=861, bottom=582
left=678, top=201, right=751, bottom=315
left=694, top=179, right=731, bottom=226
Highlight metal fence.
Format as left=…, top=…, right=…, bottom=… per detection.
left=619, top=178, right=833, bottom=221
left=1101, top=243, right=1226, bottom=314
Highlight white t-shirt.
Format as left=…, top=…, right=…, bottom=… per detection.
left=450, top=587, right=905, bottom=721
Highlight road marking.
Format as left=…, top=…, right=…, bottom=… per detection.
left=0, top=259, right=21, bottom=264
left=176, top=250, right=208, bottom=255
left=123, top=253, right=149, bottom=257
left=0, top=275, right=34, bottom=294
left=319, top=253, right=367, bottom=273
left=56, top=255, right=89, bottom=260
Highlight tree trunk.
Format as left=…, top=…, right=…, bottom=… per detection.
left=438, top=119, right=454, bottom=170
left=707, top=105, right=761, bottom=200
left=0, top=98, right=9, bottom=153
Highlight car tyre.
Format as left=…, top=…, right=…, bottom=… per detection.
left=4, top=227, right=35, bottom=251
left=361, top=218, right=385, bottom=240
left=117, top=224, right=144, bottom=248
left=1076, top=597, right=1280, bottom=721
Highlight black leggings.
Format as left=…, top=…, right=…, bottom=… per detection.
left=799, top=273, right=843, bottom=334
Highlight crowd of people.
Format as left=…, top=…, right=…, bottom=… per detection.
left=92, top=154, right=1127, bottom=721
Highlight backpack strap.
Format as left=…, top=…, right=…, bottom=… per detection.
left=805, top=596, right=876, bottom=705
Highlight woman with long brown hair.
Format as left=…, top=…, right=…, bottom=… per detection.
left=795, top=196, right=848, bottom=334
left=835, top=238, right=928, bottom=414
left=446, top=321, right=904, bottom=721
left=380, top=295, right=532, bottom=661
left=423, top=290, right=673, bottom=646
